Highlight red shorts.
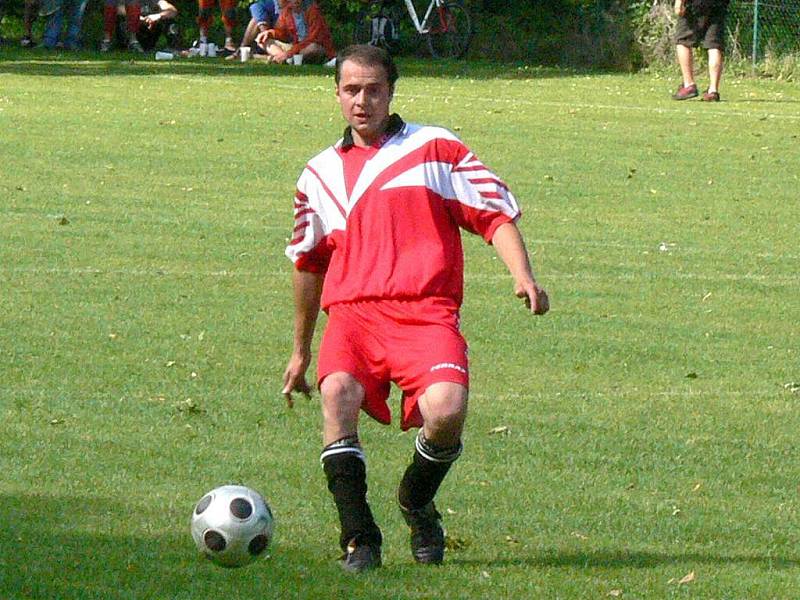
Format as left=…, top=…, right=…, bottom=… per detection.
left=317, top=298, right=469, bottom=430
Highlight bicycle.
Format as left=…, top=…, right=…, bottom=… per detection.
left=353, top=0, right=473, bottom=60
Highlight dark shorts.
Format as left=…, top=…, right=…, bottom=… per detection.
left=317, top=299, right=469, bottom=431
left=675, top=1, right=730, bottom=50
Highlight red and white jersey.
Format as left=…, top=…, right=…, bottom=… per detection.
left=286, top=117, right=521, bottom=310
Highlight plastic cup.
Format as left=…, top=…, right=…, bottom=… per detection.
left=291, top=53, right=303, bottom=66
left=155, top=51, right=174, bottom=60
left=207, top=42, right=217, bottom=57
left=240, top=46, right=251, bottom=62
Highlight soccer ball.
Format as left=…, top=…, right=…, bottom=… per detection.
left=190, top=484, right=274, bottom=568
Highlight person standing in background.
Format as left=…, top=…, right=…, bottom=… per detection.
left=672, top=0, right=731, bottom=101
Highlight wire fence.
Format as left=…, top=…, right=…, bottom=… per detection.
left=728, top=0, right=800, bottom=62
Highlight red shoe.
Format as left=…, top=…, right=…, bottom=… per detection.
left=672, top=83, right=698, bottom=100
left=702, top=90, right=720, bottom=102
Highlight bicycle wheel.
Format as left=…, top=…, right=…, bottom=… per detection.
left=425, top=1, right=472, bottom=59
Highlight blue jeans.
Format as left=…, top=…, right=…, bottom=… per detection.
left=43, top=0, right=88, bottom=49
left=249, top=0, right=279, bottom=26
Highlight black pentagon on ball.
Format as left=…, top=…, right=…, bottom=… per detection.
left=248, top=534, right=269, bottom=556
left=230, top=497, right=253, bottom=519
left=204, top=529, right=227, bottom=552
left=195, top=494, right=213, bottom=515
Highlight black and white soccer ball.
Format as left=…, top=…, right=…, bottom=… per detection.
left=191, top=484, right=274, bottom=568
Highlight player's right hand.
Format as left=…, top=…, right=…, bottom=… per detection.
left=281, top=354, right=312, bottom=408
left=674, top=0, right=685, bottom=16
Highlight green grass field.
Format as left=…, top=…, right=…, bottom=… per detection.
left=1, top=49, right=799, bottom=599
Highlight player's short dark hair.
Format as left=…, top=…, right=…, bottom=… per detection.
left=335, top=44, right=399, bottom=90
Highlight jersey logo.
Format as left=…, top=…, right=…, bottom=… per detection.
left=430, top=362, right=467, bottom=374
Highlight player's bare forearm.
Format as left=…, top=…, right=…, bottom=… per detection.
left=282, top=268, right=324, bottom=405
left=291, top=268, right=323, bottom=356
left=492, top=222, right=534, bottom=283
left=491, top=222, right=550, bottom=315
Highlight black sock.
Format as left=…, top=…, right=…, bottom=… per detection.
left=398, top=431, right=462, bottom=510
left=321, top=436, right=382, bottom=550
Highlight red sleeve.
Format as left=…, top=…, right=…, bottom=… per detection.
left=442, top=138, right=521, bottom=243
left=294, top=236, right=332, bottom=273
left=272, top=11, right=294, bottom=44
left=447, top=204, right=516, bottom=244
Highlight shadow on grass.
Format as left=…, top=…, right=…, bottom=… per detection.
left=449, top=548, right=800, bottom=570
left=0, top=492, right=319, bottom=600
left=0, top=47, right=580, bottom=81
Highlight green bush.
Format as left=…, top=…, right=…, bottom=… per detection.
left=629, top=0, right=677, bottom=67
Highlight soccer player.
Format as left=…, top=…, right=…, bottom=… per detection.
left=281, top=44, right=549, bottom=573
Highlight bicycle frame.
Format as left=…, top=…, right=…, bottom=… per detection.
left=403, top=0, right=447, bottom=35
left=358, top=0, right=471, bottom=59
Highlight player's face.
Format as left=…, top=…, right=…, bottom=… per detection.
left=336, top=59, right=393, bottom=147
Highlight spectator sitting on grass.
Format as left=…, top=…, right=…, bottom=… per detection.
left=136, top=0, right=179, bottom=51
left=254, top=0, right=335, bottom=65
left=227, top=0, right=280, bottom=60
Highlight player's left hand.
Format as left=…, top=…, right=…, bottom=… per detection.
left=516, top=281, right=550, bottom=315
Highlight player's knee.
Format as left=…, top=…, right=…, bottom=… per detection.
left=420, top=383, right=467, bottom=438
left=320, top=373, right=363, bottom=407
left=198, top=6, right=212, bottom=20
left=222, top=7, right=236, bottom=23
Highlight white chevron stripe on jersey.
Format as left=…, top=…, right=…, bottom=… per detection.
left=348, top=124, right=460, bottom=208
left=304, top=146, right=348, bottom=211
left=450, top=167, right=520, bottom=217
left=304, top=124, right=461, bottom=215
left=380, top=157, right=520, bottom=218
left=285, top=166, right=348, bottom=264
left=295, top=167, right=348, bottom=231
left=380, top=161, right=455, bottom=197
